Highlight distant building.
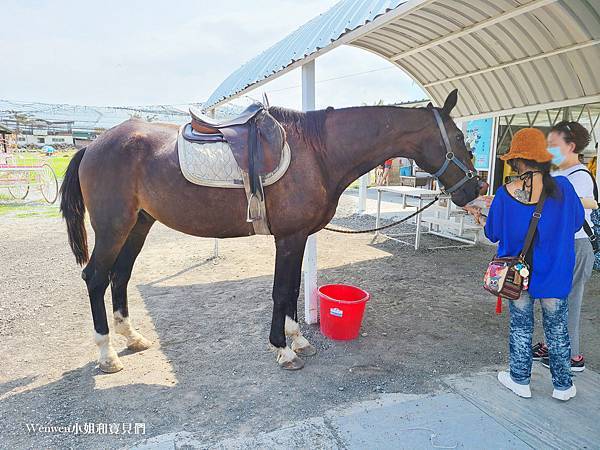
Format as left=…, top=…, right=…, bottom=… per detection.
left=4, top=118, right=75, bottom=147
left=0, top=123, right=12, bottom=152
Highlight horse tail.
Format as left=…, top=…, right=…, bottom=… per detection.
left=60, top=148, right=89, bottom=265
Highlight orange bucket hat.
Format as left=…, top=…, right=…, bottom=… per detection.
left=500, top=128, right=552, bottom=163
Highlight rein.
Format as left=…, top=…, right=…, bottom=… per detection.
left=323, top=195, right=439, bottom=234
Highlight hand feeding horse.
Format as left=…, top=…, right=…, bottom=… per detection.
left=60, top=89, right=487, bottom=373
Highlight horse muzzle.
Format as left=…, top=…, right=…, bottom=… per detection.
left=478, top=179, right=489, bottom=195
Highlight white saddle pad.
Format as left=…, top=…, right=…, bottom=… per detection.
left=177, top=126, right=291, bottom=188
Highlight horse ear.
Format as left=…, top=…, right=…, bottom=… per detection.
left=426, top=102, right=433, bottom=109
left=442, top=89, right=458, bottom=114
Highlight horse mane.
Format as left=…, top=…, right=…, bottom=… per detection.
left=268, top=106, right=329, bottom=152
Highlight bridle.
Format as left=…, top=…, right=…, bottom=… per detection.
left=431, top=108, right=478, bottom=195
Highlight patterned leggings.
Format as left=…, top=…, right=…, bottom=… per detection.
left=591, top=209, right=600, bottom=271
left=509, top=293, right=572, bottom=390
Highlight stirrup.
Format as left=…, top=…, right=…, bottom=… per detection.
left=246, top=193, right=262, bottom=222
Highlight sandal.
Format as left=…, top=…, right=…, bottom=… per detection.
left=532, top=342, right=548, bottom=360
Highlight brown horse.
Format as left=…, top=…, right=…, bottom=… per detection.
left=60, top=89, right=486, bottom=373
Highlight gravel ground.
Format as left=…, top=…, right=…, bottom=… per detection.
left=1, top=192, right=599, bottom=449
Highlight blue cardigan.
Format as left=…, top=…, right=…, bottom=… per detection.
left=484, top=176, right=584, bottom=299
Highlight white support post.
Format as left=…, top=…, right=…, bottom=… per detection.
left=302, top=60, right=319, bottom=325
left=375, top=189, right=382, bottom=236
left=489, top=117, right=500, bottom=193
left=209, top=108, right=220, bottom=259
left=357, top=173, right=369, bottom=214
left=594, top=125, right=600, bottom=182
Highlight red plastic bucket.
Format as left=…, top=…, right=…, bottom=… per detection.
left=318, top=284, right=370, bottom=340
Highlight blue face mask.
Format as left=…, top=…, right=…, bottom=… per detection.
left=548, top=146, right=565, bottom=166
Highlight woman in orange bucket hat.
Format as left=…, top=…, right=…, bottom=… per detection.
left=483, top=128, right=584, bottom=401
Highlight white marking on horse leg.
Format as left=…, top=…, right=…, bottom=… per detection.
left=277, top=346, right=297, bottom=363
left=285, top=316, right=315, bottom=356
left=95, top=333, right=123, bottom=373
left=270, top=345, right=304, bottom=370
left=113, top=311, right=152, bottom=352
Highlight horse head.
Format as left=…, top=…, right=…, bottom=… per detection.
left=416, top=89, right=488, bottom=206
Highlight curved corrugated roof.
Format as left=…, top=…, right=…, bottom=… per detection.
left=205, top=0, right=409, bottom=109
left=205, top=0, right=600, bottom=119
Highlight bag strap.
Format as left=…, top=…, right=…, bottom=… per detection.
left=567, top=168, right=598, bottom=202
left=582, top=221, right=596, bottom=240
left=519, top=189, right=547, bottom=259
left=567, top=168, right=598, bottom=241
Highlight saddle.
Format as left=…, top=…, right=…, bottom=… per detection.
left=189, top=103, right=263, bottom=133
left=183, top=102, right=288, bottom=234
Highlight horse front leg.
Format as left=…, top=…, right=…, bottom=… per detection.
left=270, top=232, right=308, bottom=370
left=284, top=248, right=317, bottom=358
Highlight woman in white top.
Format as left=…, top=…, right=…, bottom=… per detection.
left=532, top=121, right=595, bottom=372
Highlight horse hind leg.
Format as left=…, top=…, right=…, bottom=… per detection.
left=83, top=239, right=129, bottom=373
left=111, top=210, right=155, bottom=352
left=83, top=211, right=138, bottom=373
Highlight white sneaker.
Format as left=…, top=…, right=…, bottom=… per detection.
left=552, top=384, right=576, bottom=401
left=498, top=371, right=531, bottom=398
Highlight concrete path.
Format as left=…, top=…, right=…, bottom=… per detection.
left=131, top=365, right=600, bottom=449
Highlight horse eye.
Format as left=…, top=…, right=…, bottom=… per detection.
left=456, top=134, right=463, bottom=141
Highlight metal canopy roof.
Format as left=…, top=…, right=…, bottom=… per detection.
left=205, top=0, right=600, bottom=119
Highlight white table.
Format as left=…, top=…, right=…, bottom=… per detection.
left=374, top=186, right=479, bottom=250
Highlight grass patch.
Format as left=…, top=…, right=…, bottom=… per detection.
left=0, top=151, right=73, bottom=214
left=0, top=202, right=60, bottom=218
left=14, top=209, right=60, bottom=218
left=9, top=151, right=74, bottom=178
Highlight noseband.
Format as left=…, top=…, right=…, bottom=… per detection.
left=431, top=108, right=478, bottom=195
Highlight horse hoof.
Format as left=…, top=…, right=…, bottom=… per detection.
left=99, top=357, right=124, bottom=373
left=280, top=355, right=305, bottom=371
left=292, top=343, right=317, bottom=357
left=127, top=336, right=152, bottom=352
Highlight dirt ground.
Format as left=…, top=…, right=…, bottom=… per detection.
left=1, top=193, right=599, bottom=449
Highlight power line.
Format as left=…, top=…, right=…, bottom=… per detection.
left=267, top=66, right=395, bottom=93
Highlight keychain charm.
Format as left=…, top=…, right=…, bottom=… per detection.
left=514, top=262, right=529, bottom=278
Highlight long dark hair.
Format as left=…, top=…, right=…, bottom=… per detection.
left=508, top=158, right=560, bottom=199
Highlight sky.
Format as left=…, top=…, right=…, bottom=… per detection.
left=0, top=0, right=426, bottom=110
